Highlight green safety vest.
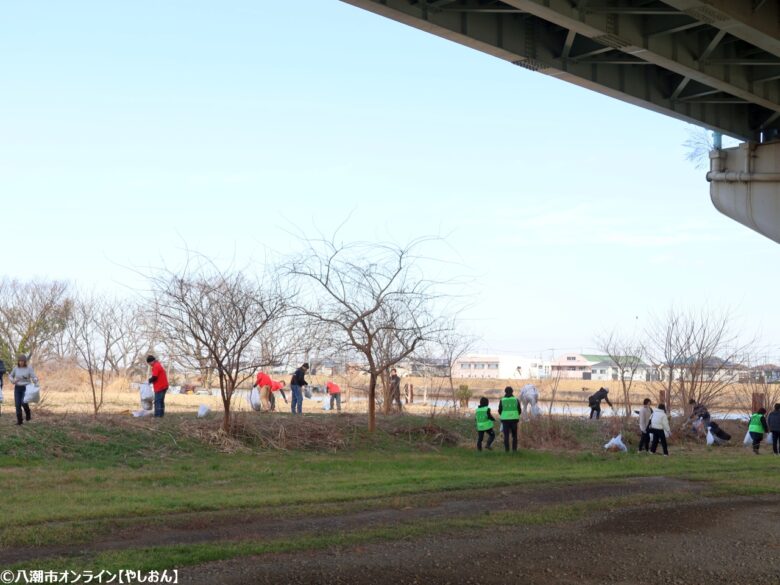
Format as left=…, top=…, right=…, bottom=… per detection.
left=749, top=413, right=765, bottom=434
left=475, top=406, right=493, bottom=431
left=500, top=397, right=520, bottom=421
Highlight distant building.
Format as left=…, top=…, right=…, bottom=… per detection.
left=550, top=353, right=608, bottom=380
left=453, top=354, right=551, bottom=380
left=590, top=358, right=655, bottom=382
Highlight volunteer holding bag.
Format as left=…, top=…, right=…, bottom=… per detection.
left=9, top=355, right=38, bottom=426
left=146, top=355, right=169, bottom=418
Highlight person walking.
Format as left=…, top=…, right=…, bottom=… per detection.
left=9, top=355, right=37, bottom=426
left=389, top=369, right=403, bottom=412
left=326, top=381, right=342, bottom=413
left=638, top=398, right=653, bottom=453
left=498, top=386, right=521, bottom=452
left=290, top=363, right=309, bottom=415
left=588, top=387, right=613, bottom=420
left=649, top=403, right=671, bottom=456
left=146, top=355, right=169, bottom=418
left=767, top=404, right=780, bottom=456
left=748, top=407, right=769, bottom=455
left=475, top=397, right=496, bottom=451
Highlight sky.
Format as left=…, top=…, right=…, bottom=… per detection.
left=1, top=0, right=778, bottom=360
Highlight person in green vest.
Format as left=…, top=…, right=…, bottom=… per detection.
left=498, top=386, right=521, bottom=452
left=475, top=397, right=496, bottom=451
left=748, top=407, right=769, bottom=455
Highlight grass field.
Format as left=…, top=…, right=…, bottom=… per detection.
left=0, top=410, right=776, bottom=576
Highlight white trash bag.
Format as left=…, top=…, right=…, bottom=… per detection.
left=0, top=387, right=3, bottom=403
left=743, top=431, right=753, bottom=446
left=706, top=429, right=715, bottom=446
left=23, top=385, right=40, bottom=404
left=765, top=433, right=773, bottom=445
left=249, top=387, right=262, bottom=411
left=603, top=434, right=628, bottom=452
left=304, top=387, right=313, bottom=399
left=132, top=409, right=153, bottom=417
left=197, top=404, right=211, bottom=418
left=322, top=398, right=331, bottom=411
left=140, top=383, right=154, bottom=402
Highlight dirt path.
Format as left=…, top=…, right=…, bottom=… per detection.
left=1, top=477, right=695, bottom=565
left=178, top=495, right=780, bottom=585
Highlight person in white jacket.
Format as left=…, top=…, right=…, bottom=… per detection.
left=649, top=403, right=671, bottom=456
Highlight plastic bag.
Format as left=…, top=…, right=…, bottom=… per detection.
left=141, top=398, right=153, bottom=411
left=304, top=387, right=313, bottom=399
left=765, top=433, right=773, bottom=445
left=743, top=431, right=752, bottom=446
left=132, top=409, right=153, bottom=417
left=321, top=398, right=331, bottom=411
left=23, top=385, right=40, bottom=404
left=0, top=387, right=3, bottom=403
left=706, top=429, right=715, bottom=446
left=249, top=388, right=261, bottom=411
left=197, top=404, right=210, bottom=418
left=603, top=434, right=628, bottom=452
left=140, top=383, right=154, bottom=401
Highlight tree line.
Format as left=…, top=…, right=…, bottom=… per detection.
left=0, top=237, right=468, bottom=433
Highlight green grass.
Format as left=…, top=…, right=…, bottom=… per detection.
left=0, top=413, right=777, bottom=568
left=9, top=492, right=698, bottom=573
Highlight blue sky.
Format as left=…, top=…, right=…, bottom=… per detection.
left=1, top=1, right=777, bottom=359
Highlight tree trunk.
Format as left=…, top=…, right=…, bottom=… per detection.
left=381, top=371, right=391, bottom=416
left=368, top=372, right=377, bottom=432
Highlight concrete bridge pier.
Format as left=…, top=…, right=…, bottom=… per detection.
left=709, top=142, right=780, bottom=244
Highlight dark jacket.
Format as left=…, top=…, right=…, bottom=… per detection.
left=691, top=403, right=711, bottom=419
left=389, top=374, right=401, bottom=396
left=588, top=388, right=612, bottom=408
left=767, top=411, right=780, bottom=433
left=291, top=367, right=308, bottom=387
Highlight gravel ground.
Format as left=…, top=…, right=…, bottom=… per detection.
left=177, top=496, right=780, bottom=585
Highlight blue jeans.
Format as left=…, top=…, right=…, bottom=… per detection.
left=329, top=393, right=341, bottom=412
left=15, top=385, right=31, bottom=425
left=154, top=388, right=167, bottom=417
left=291, top=385, right=303, bottom=414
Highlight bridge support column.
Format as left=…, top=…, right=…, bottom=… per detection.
left=709, top=142, right=780, bottom=244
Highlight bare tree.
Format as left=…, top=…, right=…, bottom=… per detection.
left=647, top=308, right=753, bottom=416
left=289, top=237, right=449, bottom=431
left=106, top=300, right=156, bottom=379
left=67, top=294, right=127, bottom=416
left=150, top=258, right=290, bottom=433
left=436, top=326, right=477, bottom=409
left=0, top=279, right=73, bottom=364
left=683, top=127, right=715, bottom=170
left=596, top=331, right=646, bottom=417
left=733, top=358, right=780, bottom=416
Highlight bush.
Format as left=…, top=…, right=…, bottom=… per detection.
left=454, top=384, right=472, bottom=407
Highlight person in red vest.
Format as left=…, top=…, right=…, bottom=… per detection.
left=146, top=355, right=169, bottom=418
left=269, top=379, right=288, bottom=411
left=326, top=381, right=342, bottom=413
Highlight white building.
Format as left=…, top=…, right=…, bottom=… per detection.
left=454, top=354, right=551, bottom=380
left=590, top=359, right=653, bottom=382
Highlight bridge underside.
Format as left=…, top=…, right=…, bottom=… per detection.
left=341, top=0, right=780, bottom=142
